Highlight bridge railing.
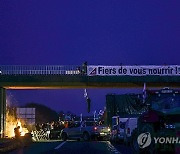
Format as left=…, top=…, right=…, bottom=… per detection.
left=0, top=65, right=86, bottom=75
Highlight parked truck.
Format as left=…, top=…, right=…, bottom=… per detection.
left=106, top=94, right=146, bottom=127
left=131, top=87, right=180, bottom=153
left=106, top=93, right=146, bottom=144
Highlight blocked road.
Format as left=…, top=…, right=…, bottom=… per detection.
left=8, top=140, right=124, bottom=154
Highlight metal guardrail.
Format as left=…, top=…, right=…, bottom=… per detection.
left=0, top=65, right=86, bottom=75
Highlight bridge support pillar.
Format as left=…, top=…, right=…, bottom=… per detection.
left=0, top=88, right=6, bottom=138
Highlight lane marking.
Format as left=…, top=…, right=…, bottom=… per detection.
left=106, top=141, right=121, bottom=154
left=54, top=141, right=67, bottom=150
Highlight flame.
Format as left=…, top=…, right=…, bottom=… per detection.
left=17, top=121, right=28, bottom=136
left=6, top=111, right=28, bottom=137
left=6, top=112, right=17, bottom=137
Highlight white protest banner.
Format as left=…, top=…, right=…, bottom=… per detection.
left=87, top=65, right=180, bottom=76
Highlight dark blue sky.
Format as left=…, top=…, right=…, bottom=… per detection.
left=1, top=0, right=180, bottom=115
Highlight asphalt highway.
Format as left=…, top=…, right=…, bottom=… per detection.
left=8, top=140, right=133, bottom=154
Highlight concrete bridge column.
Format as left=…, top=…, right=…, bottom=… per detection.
left=0, top=88, right=6, bottom=138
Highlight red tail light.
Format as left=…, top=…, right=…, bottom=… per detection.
left=94, top=127, right=97, bottom=131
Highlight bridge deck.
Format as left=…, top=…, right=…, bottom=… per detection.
left=0, top=75, right=179, bottom=89
left=0, top=65, right=180, bottom=89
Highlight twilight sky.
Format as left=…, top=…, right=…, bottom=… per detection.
left=0, top=0, right=180, bottom=115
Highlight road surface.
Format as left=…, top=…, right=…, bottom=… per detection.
left=8, top=140, right=133, bottom=154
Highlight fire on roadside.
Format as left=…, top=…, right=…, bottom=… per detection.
left=17, top=120, right=28, bottom=136
left=6, top=111, right=28, bottom=138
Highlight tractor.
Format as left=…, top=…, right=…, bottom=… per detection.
left=131, top=87, right=180, bottom=153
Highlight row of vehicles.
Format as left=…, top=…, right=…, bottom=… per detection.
left=110, top=87, right=180, bottom=153
left=53, top=87, right=179, bottom=153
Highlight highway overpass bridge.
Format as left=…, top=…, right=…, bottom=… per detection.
left=0, top=65, right=180, bottom=137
